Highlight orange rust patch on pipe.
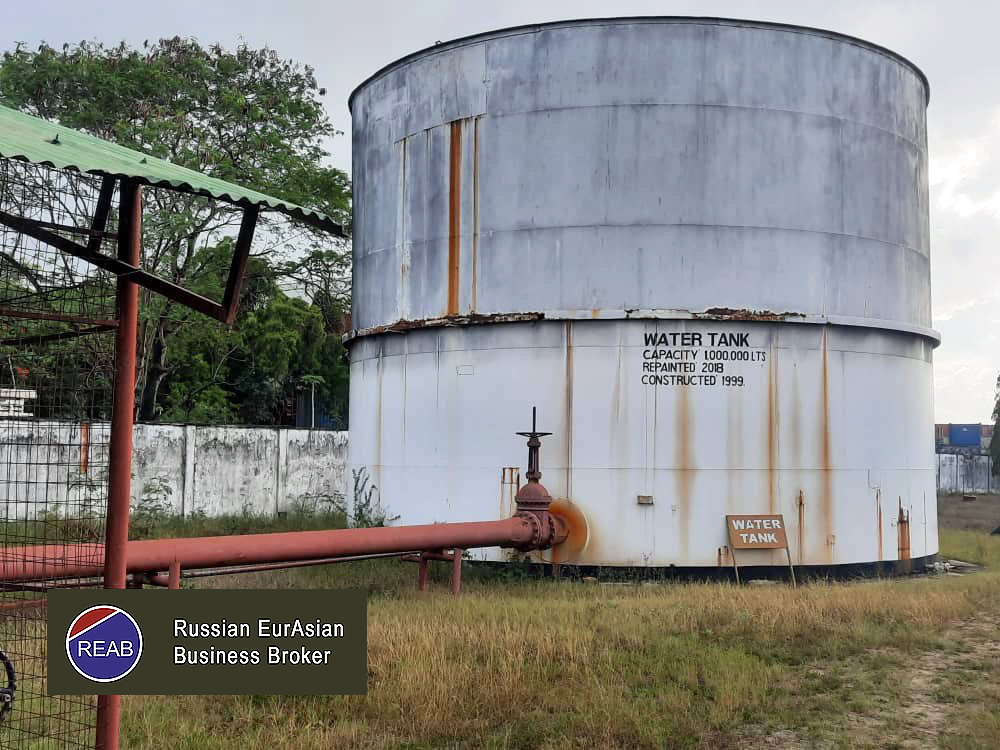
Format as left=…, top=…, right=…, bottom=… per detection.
left=542, top=498, right=589, bottom=564
left=675, top=384, right=692, bottom=561
left=447, top=120, right=462, bottom=316
left=820, top=328, right=833, bottom=564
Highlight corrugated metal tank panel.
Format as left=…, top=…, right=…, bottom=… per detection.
left=350, top=18, right=931, bottom=337
left=348, top=18, right=937, bottom=569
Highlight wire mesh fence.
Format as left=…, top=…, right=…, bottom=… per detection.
left=0, top=158, right=118, bottom=748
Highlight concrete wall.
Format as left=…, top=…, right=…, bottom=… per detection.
left=132, top=424, right=349, bottom=516
left=937, top=453, right=997, bottom=494
left=0, top=420, right=348, bottom=519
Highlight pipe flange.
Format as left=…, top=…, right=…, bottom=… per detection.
left=513, top=511, right=545, bottom=550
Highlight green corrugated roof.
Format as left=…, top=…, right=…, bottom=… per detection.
left=0, top=103, right=345, bottom=236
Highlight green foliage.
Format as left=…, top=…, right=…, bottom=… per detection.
left=125, top=507, right=348, bottom=541
left=0, top=38, right=352, bottom=425
left=351, top=467, right=399, bottom=528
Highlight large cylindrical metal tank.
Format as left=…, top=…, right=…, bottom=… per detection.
left=347, top=18, right=937, bottom=571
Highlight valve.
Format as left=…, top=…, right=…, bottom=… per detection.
left=513, top=407, right=569, bottom=550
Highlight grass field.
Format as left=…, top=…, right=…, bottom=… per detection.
left=114, top=497, right=1000, bottom=750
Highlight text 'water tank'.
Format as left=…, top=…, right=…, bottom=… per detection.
left=347, top=17, right=937, bottom=571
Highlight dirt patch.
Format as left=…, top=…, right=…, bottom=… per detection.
left=737, top=613, right=1000, bottom=749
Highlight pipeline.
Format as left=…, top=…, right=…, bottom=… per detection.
left=0, top=410, right=568, bottom=586
left=0, top=515, right=565, bottom=583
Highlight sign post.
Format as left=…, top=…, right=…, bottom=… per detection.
left=725, top=514, right=796, bottom=586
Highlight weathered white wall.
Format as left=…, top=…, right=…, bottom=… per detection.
left=0, top=420, right=348, bottom=519
left=937, top=453, right=997, bottom=494
left=132, top=424, right=349, bottom=516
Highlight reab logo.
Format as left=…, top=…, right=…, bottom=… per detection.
left=65, top=605, right=143, bottom=683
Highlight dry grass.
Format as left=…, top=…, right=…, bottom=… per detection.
left=117, top=529, right=1000, bottom=749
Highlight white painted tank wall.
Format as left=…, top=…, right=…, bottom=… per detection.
left=349, top=320, right=936, bottom=566
left=0, top=422, right=348, bottom=519
left=348, top=18, right=938, bottom=568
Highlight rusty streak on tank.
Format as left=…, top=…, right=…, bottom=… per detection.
left=897, top=499, right=911, bottom=574
left=400, top=137, right=408, bottom=296
left=375, top=345, right=384, bottom=491
left=675, top=382, right=692, bottom=561
left=447, top=120, right=462, bottom=316
left=767, top=339, right=778, bottom=515
left=820, top=328, right=833, bottom=564
left=876, top=489, right=884, bottom=561
left=564, top=322, right=574, bottom=499
left=796, top=490, right=805, bottom=564
left=471, top=117, right=480, bottom=313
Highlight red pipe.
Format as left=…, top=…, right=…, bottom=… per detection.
left=97, top=179, right=141, bottom=750
left=142, top=551, right=421, bottom=586
left=0, top=517, right=547, bottom=583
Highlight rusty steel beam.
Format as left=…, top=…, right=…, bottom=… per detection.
left=87, top=176, right=117, bottom=254
left=220, top=206, right=259, bottom=324
left=0, top=205, right=252, bottom=324
left=0, top=307, right=118, bottom=328
left=0, top=324, right=115, bottom=347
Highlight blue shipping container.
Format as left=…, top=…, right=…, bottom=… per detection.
left=948, top=424, right=982, bottom=447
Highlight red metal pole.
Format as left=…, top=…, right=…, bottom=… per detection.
left=167, top=559, right=181, bottom=590
left=417, top=553, right=429, bottom=592
left=96, top=179, right=141, bottom=750
left=451, top=548, right=463, bottom=596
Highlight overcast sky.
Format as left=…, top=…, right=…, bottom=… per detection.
left=5, top=1, right=998, bottom=423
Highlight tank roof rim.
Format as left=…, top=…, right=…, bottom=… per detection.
left=348, top=16, right=930, bottom=112
left=342, top=310, right=942, bottom=348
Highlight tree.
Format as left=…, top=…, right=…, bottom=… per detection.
left=992, top=374, right=1000, bottom=476
left=0, top=38, right=351, bottom=423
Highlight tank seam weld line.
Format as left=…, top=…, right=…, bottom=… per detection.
left=388, top=102, right=924, bottom=152
left=357, top=224, right=928, bottom=259
left=348, top=344, right=935, bottom=364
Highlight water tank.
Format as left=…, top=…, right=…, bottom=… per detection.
left=347, top=18, right=938, bottom=571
